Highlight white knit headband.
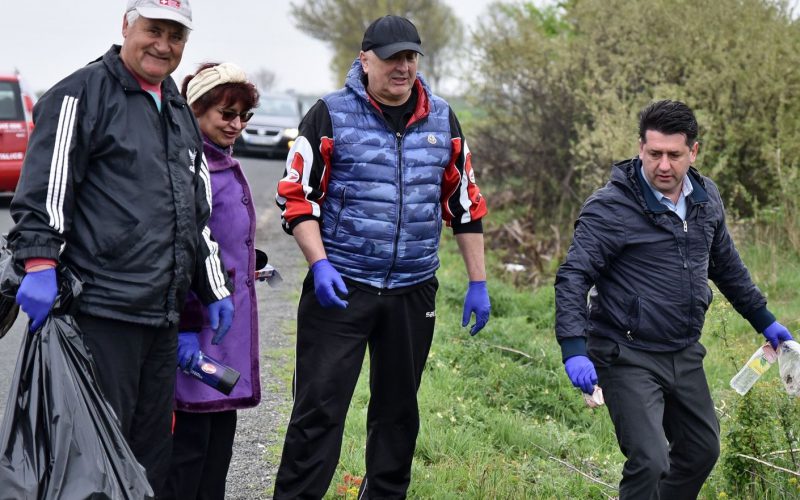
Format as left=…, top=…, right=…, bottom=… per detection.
left=186, top=62, right=248, bottom=105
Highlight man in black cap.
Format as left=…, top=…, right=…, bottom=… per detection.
left=274, top=15, right=491, bottom=499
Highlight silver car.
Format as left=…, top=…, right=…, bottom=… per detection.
left=234, top=94, right=301, bottom=159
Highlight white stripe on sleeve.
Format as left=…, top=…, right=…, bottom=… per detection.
left=196, top=153, right=229, bottom=300
left=202, top=226, right=230, bottom=300
left=46, top=95, right=78, bottom=233
left=276, top=136, right=321, bottom=218
left=459, top=140, right=473, bottom=224
left=199, top=152, right=213, bottom=214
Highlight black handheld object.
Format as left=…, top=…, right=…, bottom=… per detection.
left=183, top=351, right=240, bottom=395
left=255, top=249, right=268, bottom=269
left=254, top=249, right=282, bottom=284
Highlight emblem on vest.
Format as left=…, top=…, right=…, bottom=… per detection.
left=188, top=148, right=197, bottom=173
left=427, top=134, right=437, bottom=145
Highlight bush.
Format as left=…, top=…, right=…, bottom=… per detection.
left=721, top=379, right=800, bottom=497
left=470, top=0, right=800, bottom=232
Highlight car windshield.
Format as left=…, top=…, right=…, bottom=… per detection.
left=256, top=97, right=299, bottom=118
left=0, top=82, right=23, bottom=121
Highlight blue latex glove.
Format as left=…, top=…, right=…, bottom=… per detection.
left=762, top=321, right=794, bottom=350
left=311, top=259, right=349, bottom=309
left=208, top=296, right=234, bottom=345
left=565, top=355, right=598, bottom=394
left=16, top=267, right=58, bottom=332
left=177, top=332, right=201, bottom=370
left=461, top=281, right=490, bottom=336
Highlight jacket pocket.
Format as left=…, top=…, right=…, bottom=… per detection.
left=625, top=296, right=642, bottom=338
left=96, top=221, right=149, bottom=268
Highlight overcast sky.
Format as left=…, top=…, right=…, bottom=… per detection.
left=0, top=0, right=501, bottom=97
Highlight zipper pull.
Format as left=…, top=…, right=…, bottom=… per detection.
left=683, top=220, right=688, bottom=232
left=677, top=245, right=688, bottom=269
left=626, top=330, right=634, bottom=341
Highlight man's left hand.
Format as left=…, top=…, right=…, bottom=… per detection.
left=208, top=296, right=234, bottom=344
left=177, top=332, right=201, bottom=370
left=762, top=321, right=793, bottom=350
left=462, top=281, right=490, bottom=336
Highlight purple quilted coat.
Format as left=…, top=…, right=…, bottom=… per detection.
left=174, top=136, right=261, bottom=412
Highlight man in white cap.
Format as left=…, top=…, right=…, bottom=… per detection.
left=9, top=0, right=234, bottom=494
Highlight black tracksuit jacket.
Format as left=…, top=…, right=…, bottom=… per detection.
left=9, top=45, right=231, bottom=327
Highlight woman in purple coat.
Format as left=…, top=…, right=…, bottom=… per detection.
left=163, top=62, right=260, bottom=500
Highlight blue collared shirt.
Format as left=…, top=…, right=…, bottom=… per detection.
left=640, top=170, right=694, bottom=220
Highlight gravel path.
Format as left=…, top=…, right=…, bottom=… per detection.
left=0, top=158, right=301, bottom=499
left=222, top=157, right=303, bottom=499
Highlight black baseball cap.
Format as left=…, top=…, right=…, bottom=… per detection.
left=361, top=15, right=425, bottom=59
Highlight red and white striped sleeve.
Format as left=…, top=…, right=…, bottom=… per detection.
left=442, top=109, right=487, bottom=231
left=275, top=100, right=334, bottom=234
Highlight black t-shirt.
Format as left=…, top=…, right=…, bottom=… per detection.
left=376, top=86, right=419, bottom=133
left=283, top=88, right=485, bottom=235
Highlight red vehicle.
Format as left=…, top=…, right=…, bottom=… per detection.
left=0, top=72, right=36, bottom=193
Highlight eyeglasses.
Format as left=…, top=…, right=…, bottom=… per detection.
left=216, top=108, right=254, bottom=122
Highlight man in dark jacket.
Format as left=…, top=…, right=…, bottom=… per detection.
left=274, top=15, right=490, bottom=499
left=8, top=0, right=234, bottom=494
left=555, top=100, right=793, bottom=498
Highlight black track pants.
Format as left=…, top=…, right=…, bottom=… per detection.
left=163, top=410, right=237, bottom=500
left=588, top=336, right=720, bottom=500
left=274, top=274, right=438, bottom=499
left=76, top=313, right=178, bottom=497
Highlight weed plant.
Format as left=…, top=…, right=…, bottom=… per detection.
left=314, top=226, right=800, bottom=499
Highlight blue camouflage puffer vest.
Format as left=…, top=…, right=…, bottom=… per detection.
left=321, top=60, right=452, bottom=288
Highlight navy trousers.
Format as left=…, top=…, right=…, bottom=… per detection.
left=588, top=336, right=720, bottom=500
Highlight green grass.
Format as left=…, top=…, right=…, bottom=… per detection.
left=267, top=228, right=800, bottom=498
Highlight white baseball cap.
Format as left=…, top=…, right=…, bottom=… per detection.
left=126, top=0, right=193, bottom=30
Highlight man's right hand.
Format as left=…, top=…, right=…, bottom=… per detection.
left=311, top=259, right=349, bottom=309
left=565, top=355, right=598, bottom=394
left=177, top=332, right=201, bottom=370
left=16, top=267, right=58, bottom=332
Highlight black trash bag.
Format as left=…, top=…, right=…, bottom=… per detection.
left=0, top=265, right=153, bottom=499
left=0, top=235, right=20, bottom=340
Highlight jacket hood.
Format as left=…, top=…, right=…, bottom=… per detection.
left=202, top=135, right=238, bottom=172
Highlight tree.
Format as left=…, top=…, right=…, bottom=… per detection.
left=470, top=0, right=800, bottom=226
left=290, top=0, right=463, bottom=88
left=251, top=68, right=276, bottom=93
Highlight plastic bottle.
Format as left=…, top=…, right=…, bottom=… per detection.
left=730, top=344, right=777, bottom=396
left=182, top=351, right=241, bottom=395
left=778, top=340, right=800, bottom=397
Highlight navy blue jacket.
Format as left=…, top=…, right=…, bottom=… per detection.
left=555, top=158, right=774, bottom=359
